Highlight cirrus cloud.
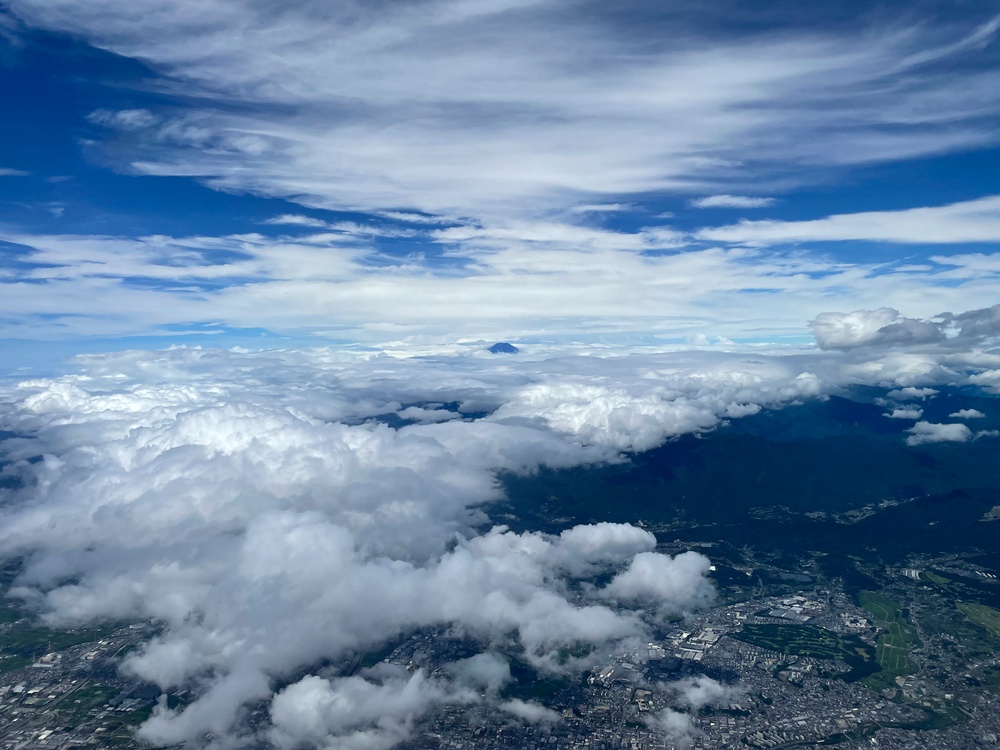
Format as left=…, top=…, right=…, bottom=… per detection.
left=698, top=195, right=1000, bottom=246
left=690, top=195, right=776, bottom=209
left=7, top=1, right=1000, bottom=222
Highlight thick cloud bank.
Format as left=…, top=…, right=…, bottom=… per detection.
left=0, top=316, right=998, bottom=747
left=810, top=304, right=1000, bottom=352
left=0, top=346, right=814, bottom=747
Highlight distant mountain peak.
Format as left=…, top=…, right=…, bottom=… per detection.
left=488, top=342, right=519, bottom=354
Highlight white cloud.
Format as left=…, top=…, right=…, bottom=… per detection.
left=0, top=166, right=30, bottom=176
left=927, top=253, right=1000, bottom=281
left=376, top=211, right=451, bottom=225
left=969, top=370, right=1000, bottom=394
left=887, top=387, right=939, bottom=401
left=642, top=676, right=740, bottom=746
left=499, top=699, right=562, bottom=724
left=645, top=708, right=696, bottom=747
left=268, top=670, right=471, bottom=750
left=263, top=214, right=330, bottom=228
left=446, top=652, right=511, bottom=694
left=3, top=222, right=1000, bottom=344
left=552, top=523, right=658, bottom=575
left=698, top=195, right=1000, bottom=245
left=668, top=676, right=741, bottom=711
left=810, top=308, right=932, bottom=350
left=396, top=404, right=461, bottom=423
left=88, top=107, right=160, bottom=130
left=2, top=4, right=999, bottom=356
left=485, top=363, right=824, bottom=453
left=602, top=551, right=715, bottom=612
left=570, top=203, right=633, bottom=214
left=643, top=676, right=739, bottom=746
left=2, top=346, right=788, bottom=746
left=690, top=195, right=775, bottom=209
left=950, top=408, right=985, bottom=419
left=809, top=304, right=1000, bottom=353
left=1, top=310, right=999, bottom=746
left=886, top=407, right=923, bottom=420
left=905, top=421, right=973, bottom=446
left=430, top=220, right=684, bottom=251
left=7, top=2, right=1000, bottom=222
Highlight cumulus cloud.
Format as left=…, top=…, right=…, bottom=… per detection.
left=488, top=367, right=823, bottom=453
left=809, top=308, right=944, bottom=350
left=645, top=708, right=696, bottom=747
left=1, top=346, right=785, bottom=747
left=552, top=523, right=658, bottom=576
left=885, top=407, right=923, bottom=419
left=941, top=303, right=1000, bottom=340
left=269, top=669, right=470, bottom=750
left=446, top=653, right=512, bottom=695
left=644, top=677, right=740, bottom=747
left=905, top=421, right=973, bottom=446
left=810, top=303, right=1000, bottom=356
left=499, top=699, right=562, bottom=724
left=667, top=676, right=741, bottom=711
left=2, top=318, right=999, bottom=747
left=602, top=552, right=715, bottom=612
left=950, top=408, right=985, bottom=418
left=690, top=195, right=775, bottom=209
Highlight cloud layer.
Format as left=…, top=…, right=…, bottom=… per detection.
left=4, top=218, right=1000, bottom=343
left=1, top=305, right=999, bottom=746
left=7, top=2, right=1000, bottom=220
left=2, top=345, right=811, bottom=747
left=0, top=310, right=1000, bottom=748
left=699, top=195, right=1000, bottom=246
left=0, top=2, right=997, bottom=355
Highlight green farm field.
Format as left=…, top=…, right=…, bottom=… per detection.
left=957, top=602, right=1000, bottom=640
left=730, top=623, right=878, bottom=682
left=858, top=591, right=917, bottom=691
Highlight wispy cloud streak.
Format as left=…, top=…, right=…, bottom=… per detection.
left=8, top=2, right=1000, bottom=220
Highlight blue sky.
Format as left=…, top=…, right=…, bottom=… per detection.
left=2, top=0, right=1000, bottom=369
